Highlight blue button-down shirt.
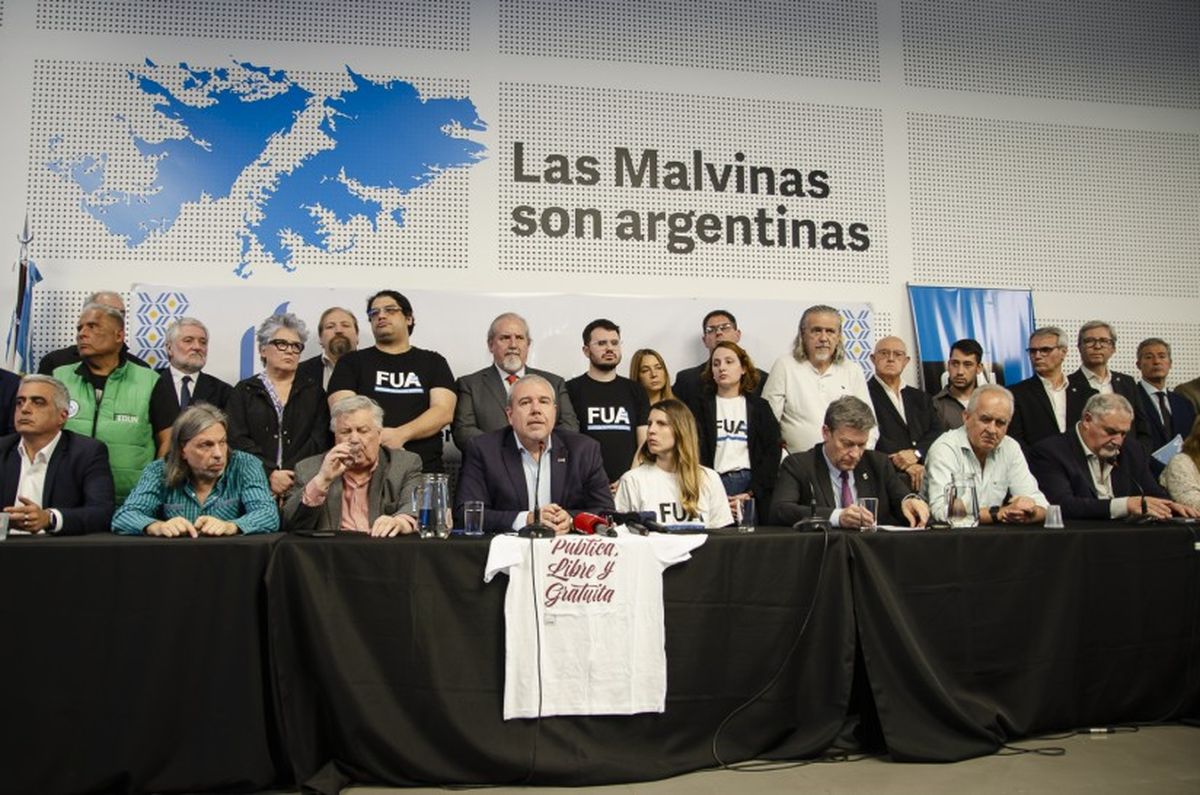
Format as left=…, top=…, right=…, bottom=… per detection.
left=112, top=449, right=279, bottom=535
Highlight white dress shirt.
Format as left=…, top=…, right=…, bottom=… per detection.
left=1038, top=374, right=1068, bottom=432
left=16, top=432, right=65, bottom=533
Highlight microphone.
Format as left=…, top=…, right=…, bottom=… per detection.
left=604, top=511, right=651, bottom=535
left=1112, top=454, right=1155, bottom=525
left=520, top=440, right=555, bottom=538
left=572, top=512, right=616, bottom=537
left=794, top=476, right=832, bottom=532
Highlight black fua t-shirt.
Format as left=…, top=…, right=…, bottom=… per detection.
left=328, top=346, right=455, bottom=472
left=566, top=374, right=649, bottom=483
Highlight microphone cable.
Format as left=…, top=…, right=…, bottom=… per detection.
left=709, top=522, right=832, bottom=771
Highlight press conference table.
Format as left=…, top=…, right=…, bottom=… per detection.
left=2, top=523, right=1197, bottom=794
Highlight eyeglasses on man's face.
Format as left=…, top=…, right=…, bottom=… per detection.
left=366, top=305, right=405, bottom=319
left=1080, top=337, right=1114, bottom=348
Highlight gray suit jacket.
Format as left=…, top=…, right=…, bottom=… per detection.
left=452, top=365, right=578, bottom=450
left=281, top=446, right=423, bottom=532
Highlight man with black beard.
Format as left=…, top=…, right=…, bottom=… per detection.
left=298, top=306, right=359, bottom=392
left=566, top=319, right=649, bottom=491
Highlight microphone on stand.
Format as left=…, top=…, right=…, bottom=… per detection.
left=572, top=512, right=616, bottom=537
left=520, top=440, right=555, bottom=538
left=794, top=476, right=832, bottom=532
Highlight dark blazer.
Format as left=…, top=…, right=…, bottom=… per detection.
left=672, top=362, right=768, bottom=407
left=281, top=446, right=423, bottom=531
left=0, top=429, right=115, bottom=534
left=769, top=443, right=913, bottom=527
left=1008, top=374, right=1090, bottom=449
left=226, top=374, right=330, bottom=474
left=1134, top=386, right=1196, bottom=475
left=0, top=368, right=19, bottom=437
left=452, top=365, right=578, bottom=451
left=867, top=378, right=945, bottom=458
left=1027, top=430, right=1167, bottom=520
left=1067, top=369, right=1149, bottom=442
left=151, top=368, right=234, bottom=425
left=689, top=392, right=781, bottom=507
left=455, top=428, right=614, bottom=533
left=296, top=355, right=327, bottom=394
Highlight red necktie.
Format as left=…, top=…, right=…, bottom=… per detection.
left=505, top=374, right=518, bottom=386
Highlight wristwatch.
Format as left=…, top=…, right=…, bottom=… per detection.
left=988, top=505, right=1001, bottom=523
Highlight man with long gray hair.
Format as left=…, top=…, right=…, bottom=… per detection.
left=282, top=395, right=423, bottom=536
left=112, top=403, right=278, bottom=536
left=762, top=304, right=875, bottom=454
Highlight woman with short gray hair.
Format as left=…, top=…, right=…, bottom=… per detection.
left=226, top=312, right=329, bottom=499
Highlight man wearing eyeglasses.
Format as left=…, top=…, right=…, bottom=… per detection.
left=1066, top=321, right=1148, bottom=444
left=1007, top=326, right=1090, bottom=449
left=327, top=291, right=456, bottom=473
left=671, top=309, right=768, bottom=407
left=1028, top=393, right=1199, bottom=521
left=866, top=336, right=944, bottom=491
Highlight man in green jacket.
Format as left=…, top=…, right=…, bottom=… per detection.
left=53, top=302, right=173, bottom=503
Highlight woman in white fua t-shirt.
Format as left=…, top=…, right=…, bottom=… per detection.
left=614, top=399, right=733, bottom=529
left=690, top=340, right=781, bottom=517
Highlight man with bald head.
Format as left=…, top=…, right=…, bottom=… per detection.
left=452, top=312, right=577, bottom=451
left=37, top=291, right=149, bottom=374
left=866, top=336, right=944, bottom=491
left=52, top=302, right=174, bottom=503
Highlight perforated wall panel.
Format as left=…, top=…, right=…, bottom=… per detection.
left=36, top=0, right=470, bottom=50
left=1036, top=318, right=1200, bottom=384
left=499, top=0, right=880, bottom=80
left=498, top=83, right=886, bottom=281
left=901, top=0, right=1199, bottom=109
left=908, top=112, right=1200, bottom=298
left=28, top=60, right=476, bottom=275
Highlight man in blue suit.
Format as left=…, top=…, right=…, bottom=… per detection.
left=1, top=375, right=115, bottom=535
left=1028, top=393, right=1198, bottom=521
left=1133, top=338, right=1196, bottom=475
left=456, top=374, right=613, bottom=534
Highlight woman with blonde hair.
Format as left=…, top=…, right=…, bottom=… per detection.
left=1161, top=415, right=1200, bottom=510
left=614, top=398, right=732, bottom=529
left=629, top=348, right=675, bottom=405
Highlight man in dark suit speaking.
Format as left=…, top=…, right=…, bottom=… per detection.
left=769, top=395, right=929, bottom=529
left=1, top=375, right=115, bottom=535
left=455, top=375, right=613, bottom=534
left=1028, top=392, right=1199, bottom=521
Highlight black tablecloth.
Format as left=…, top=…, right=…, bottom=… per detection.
left=4, top=522, right=1197, bottom=794
left=0, top=534, right=283, bottom=795
left=847, top=523, right=1200, bottom=761
left=266, top=528, right=854, bottom=790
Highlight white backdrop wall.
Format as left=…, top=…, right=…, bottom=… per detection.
left=1, top=1, right=1196, bottom=386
